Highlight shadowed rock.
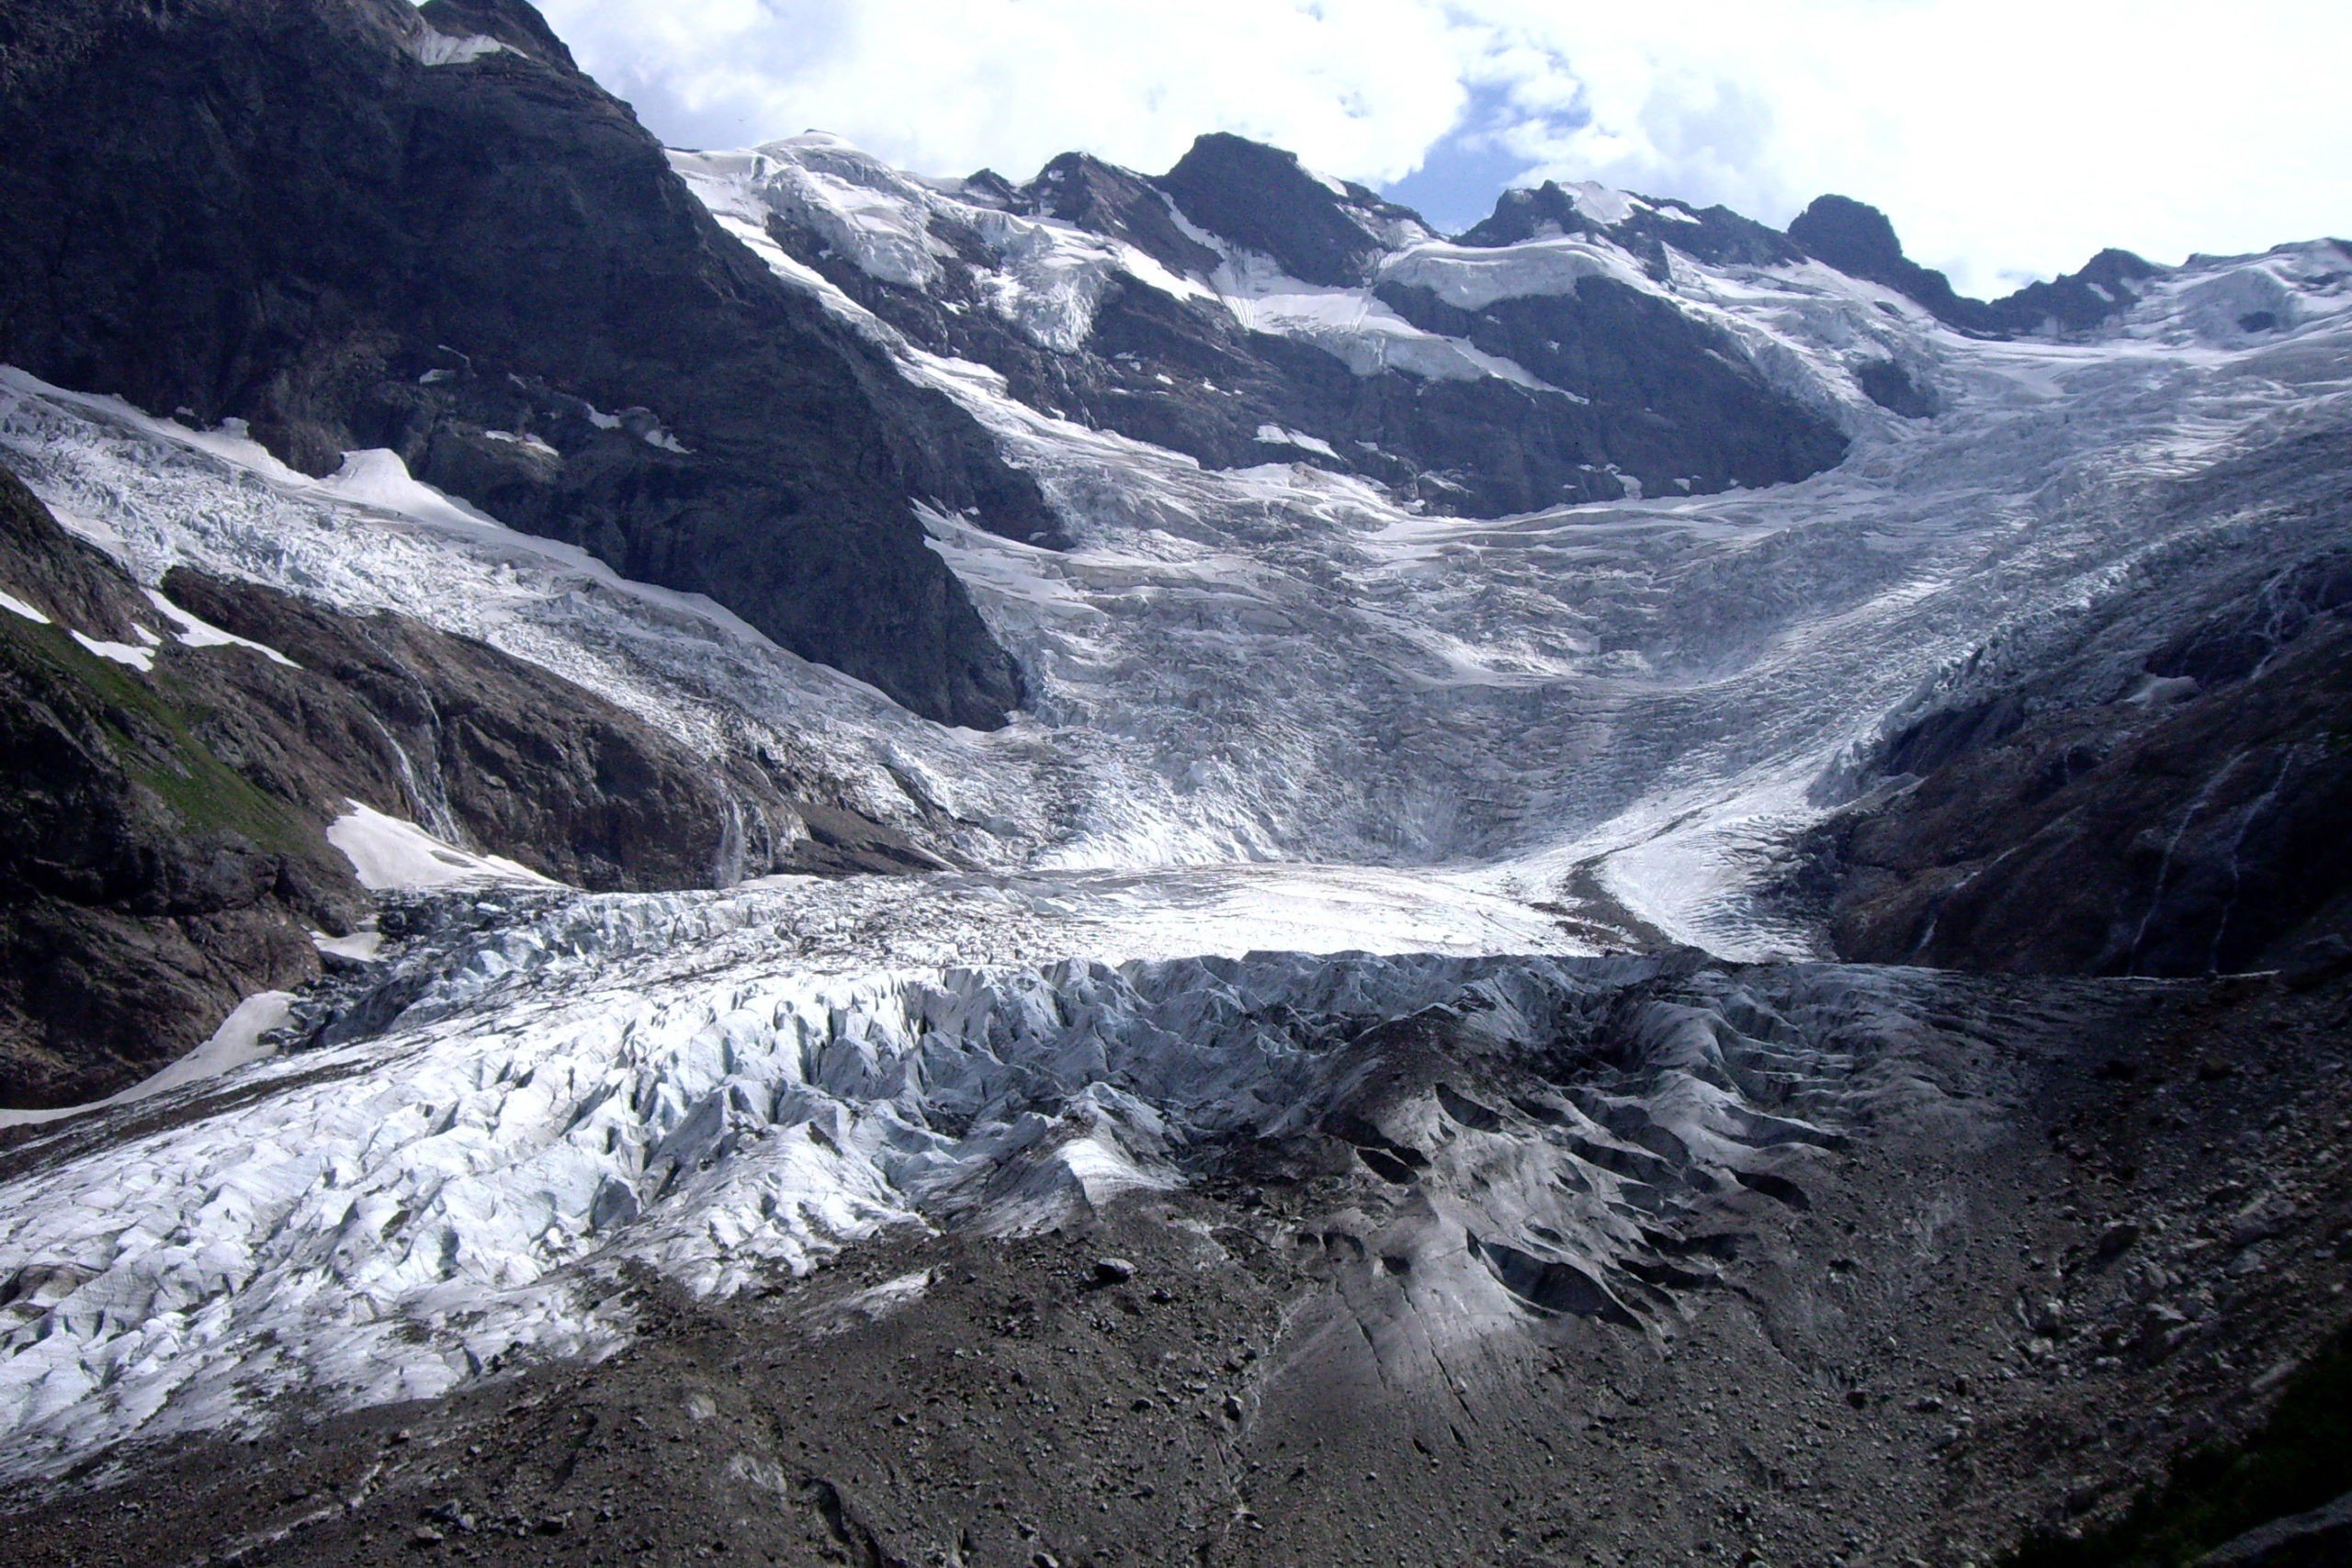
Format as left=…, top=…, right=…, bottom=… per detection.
left=0, top=0, right=1051, bottom=728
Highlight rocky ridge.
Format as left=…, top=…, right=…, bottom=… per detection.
left=1787, top=194, right=2167, bottom=338
left=729, top=130, right=1852, bottom=518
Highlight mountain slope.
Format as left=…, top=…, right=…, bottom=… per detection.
left=0, top=462, right=931, bottom=1108
left=0, top=0, right=1049, bottom=728
left=707, top=130, right=1850, bottom=517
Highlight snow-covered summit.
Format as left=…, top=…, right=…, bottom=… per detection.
left=675, top=130, right=1852, bottom=521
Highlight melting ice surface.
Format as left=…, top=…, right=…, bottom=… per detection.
left=1, top=149, right=2349, bottom=1478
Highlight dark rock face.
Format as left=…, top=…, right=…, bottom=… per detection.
left=1790, top=197, right=1922, bottom=288
left=1459, top=180, right=1803, bottom=275
left=0, top=467, right=934, bottom=1107
left=1815, top=620, right=2352, bottom=976
left=1372, top=278, right=1852, bottom=500
left=1152, top=132, right=1410, bottom=288
left=1855, top=358, right=1939, bottom=418
left=775, top=134, right=1849, bottom=516
left=1796, top=426, right=2352, bottom=977
left=1790, top=194, right=2162, bottom=337
left=0, top=0, right=1049, bottom=728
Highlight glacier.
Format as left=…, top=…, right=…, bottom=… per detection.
left=1, top=135, right=2348, bottom=1487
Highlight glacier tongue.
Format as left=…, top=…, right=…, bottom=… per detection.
left=0, top=872, right=1965, bottom=1483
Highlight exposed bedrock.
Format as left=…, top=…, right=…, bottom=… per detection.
left=1792, top=422, right=2352, bottom=978
left=0, top=467, right=925, bottom=1108
left=0, top=0, right=1050, bottom=728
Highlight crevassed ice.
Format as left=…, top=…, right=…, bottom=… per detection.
left=0, top=874, right=1902, bottom=1483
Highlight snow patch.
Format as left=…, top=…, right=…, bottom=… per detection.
left=1380, top=235, right=1656, bottom=313
left=1212, top=260, right=1550, bottom=387
left=0, top=992, right=294, bottom=1131
left=1564, top=181, right=1642, bottom=227
left=481, top=429, right=560, bottom=459
left=412, top=32, right=506, bottom=67
left=312, top=929, right=386, bottom=963
left=326, top=802, right=563, bottom=893
left=68, top=629, right=153, bottom=671
left=1254, top=424, right=1340, bottom=458
left=142, top=588, right=300, bottom=666
left=0, top=590, right=49, bottom=625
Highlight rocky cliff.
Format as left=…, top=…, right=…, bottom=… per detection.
left=1793, top=422, right=2352, bottom=978
left=0, top=465, right=929, bottom=1108
left=732, top=130, right=1851, bottom=518
left=0, top=0, right=1050, bottom=728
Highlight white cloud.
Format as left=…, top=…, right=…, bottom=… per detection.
left=534, top=0, right=1475, bottom=185
left=530, top=0, right=2351, bottom=297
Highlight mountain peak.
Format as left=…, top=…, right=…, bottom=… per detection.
left=416, top=0, right=577, bottom=72
left=1788, top=193, right=1909, bottom=276
left=1790, top=193, right=2011, bottom=333
left=1018, top=151, right=1221, bottom=277
left=1154, top=131, right=1422, bottom=286
left=1791, top=193, right=2165, bottom=336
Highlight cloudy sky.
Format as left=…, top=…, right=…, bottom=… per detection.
left=529, top=0, right=2349, bottom=298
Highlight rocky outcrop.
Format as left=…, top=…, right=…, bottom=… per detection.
left=0, top=466, right=935, bottom=1108
left=0, top=0, right=1050, bottom=728
left=1793, top=425, right=2352, bottom=976
left=1809, top=615, right=2352, bottom=976
left=760, top=131, right=1849, bottom=516
left=1790, top=193, right=2164, bottom=336
left=1995, top=246, right=2168, bottom=335
left=1151, top=132, right=1419, bottom=288
left=1789, top=194, right=2001, bottom=331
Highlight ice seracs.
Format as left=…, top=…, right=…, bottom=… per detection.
left=0, top=886, right=1956, bottom=1483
